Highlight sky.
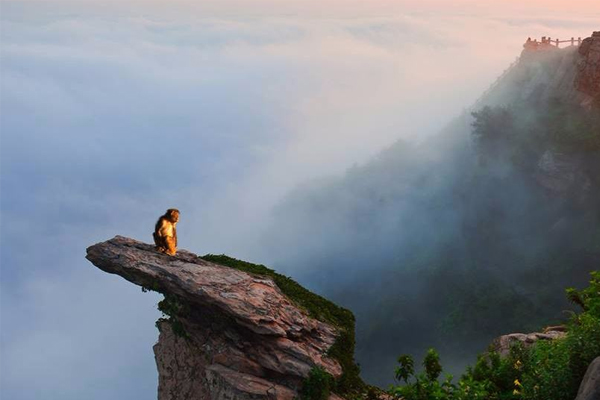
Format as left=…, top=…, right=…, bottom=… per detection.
left=1, top=1, right=599, bottom=398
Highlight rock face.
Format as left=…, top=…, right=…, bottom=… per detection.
left=477, top=31, right=600, bottom=110
left=86, top=236, right=343, bottom=399
left=534, top=150, right=593, bottom=197
left=491, top=330, right=567, bottom=357
left=575, top=357, right=600, bottom=400
left=482, top=31, right=600, bottom=197
left=575, top=31, right=600, bottom=105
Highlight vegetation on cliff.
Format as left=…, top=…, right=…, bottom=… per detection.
left=90, top=237, right=355, bottom=398
left=261, top=77, right=600, bottom=384
left=201, top=254, right=375, bottom=398
left=141, top=41, right=600, bottom=396
left=389, top=271, right=600, bottom=400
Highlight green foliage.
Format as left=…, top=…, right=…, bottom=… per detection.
left=514, top=274, right=600, bottom=400
left=299, top=367, right=334, bottom=400
left=201, top=254, right=367, bottom=397
left=471, top=98, right=600, bottom=175
left=201, top=254, right=355, bottom=328
left=423, top=349, right=443, bottom=382
left=520, top=338, right=571, bottom=399
left=157, top=294, right=189, bottom=317
left=542, top=98, right=600, bottom=152
left=471, top=106, right=517, bottom=162
left=156, top=294, right=190, bottom=339
left=437, top=273, right=552, bottom=346
left=566, top=271, right=600, bottom=313
left=326, top=329, right=365, bottom=395
left=389, top=272, right=600, bottom=400
left=141, top=280, right=161, bottom=293
left=395, top=355, right=415, bottom=384
left=566, top=287, right=586, bottom=310
left=141, top=281, right=190, bottom=338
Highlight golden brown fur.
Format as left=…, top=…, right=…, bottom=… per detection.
left=153, top=208, right=179, bottom=255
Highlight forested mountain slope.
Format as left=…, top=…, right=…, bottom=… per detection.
left=263, top=32, right=600, bottom=386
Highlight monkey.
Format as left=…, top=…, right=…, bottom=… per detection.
left=153, top=208, right=180, bottom=256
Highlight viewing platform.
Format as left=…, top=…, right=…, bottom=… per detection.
left=523, top=35, right=583, bottom=51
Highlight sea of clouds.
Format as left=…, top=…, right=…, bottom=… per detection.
left=1, top=1, right=598, bottom=398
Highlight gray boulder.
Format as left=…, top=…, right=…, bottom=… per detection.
left=575, top=356, right=600, bottom=400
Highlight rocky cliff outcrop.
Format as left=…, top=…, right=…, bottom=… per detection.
left=575, top=31, right=600, bottom=106
left=86, top=236, right=357, bottom=400
left=491, top=328, right=567, bottom=357
left=534, top=149, right=595, bottom=198
left=478, top=31, right=600, bottom=197
left=479, top=31, right=600, bottom=109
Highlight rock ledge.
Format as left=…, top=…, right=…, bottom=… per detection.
left=86, top=236, right=343, bottom=399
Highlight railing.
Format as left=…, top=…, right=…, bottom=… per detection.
left=524, top=36, right=583, bottom=50
left=470, top=35, right=583, bottom=109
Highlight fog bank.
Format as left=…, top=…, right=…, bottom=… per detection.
left=2, top=1, right=599, bottom=398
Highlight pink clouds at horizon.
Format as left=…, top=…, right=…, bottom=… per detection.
left=5, top=0, right=600, bottom=14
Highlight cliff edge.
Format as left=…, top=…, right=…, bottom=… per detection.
left=575, top=31, right=600, bottom=104
left=477, top=31, right=600, bottom=109
left=86, top=236, right=366, bottom=399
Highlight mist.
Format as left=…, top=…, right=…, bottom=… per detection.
left=259, top=45, right=600, bottom=385
left=2, top=0, right=600, bottom=398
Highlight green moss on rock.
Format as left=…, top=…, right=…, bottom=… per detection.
left=201, top=254, right=371, bottom=397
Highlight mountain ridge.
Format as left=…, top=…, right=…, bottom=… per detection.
left=85, top=31, right=600, bottom=396
left=260, top=31, right=600, bottom=386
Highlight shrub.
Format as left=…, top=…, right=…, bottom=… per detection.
left=389, top=272, right=600, bottom=400
left=299, top=367, right=334, bottom=400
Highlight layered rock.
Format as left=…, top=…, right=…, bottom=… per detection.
left=86, top=236, right=344, bottom=399
left=491, top=329, right=567, bottom=357
left=575, top=31, right=600, bottom=106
